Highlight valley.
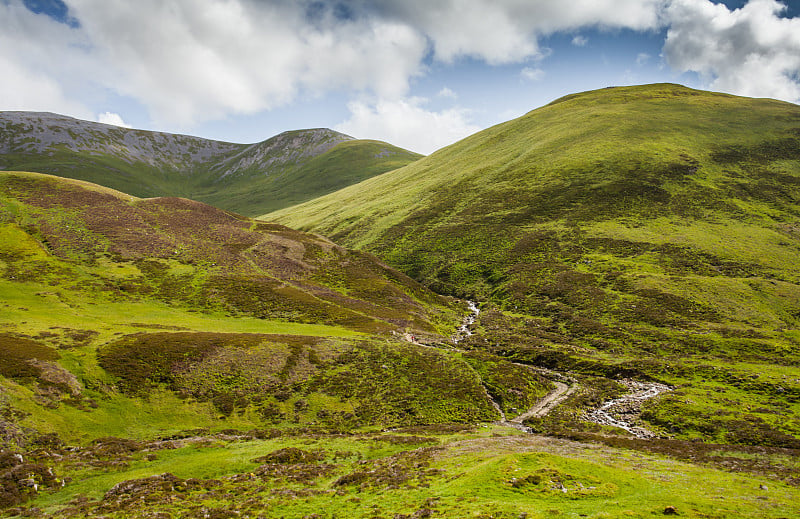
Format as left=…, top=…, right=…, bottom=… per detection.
left=0, top=83, right=799, bottom=517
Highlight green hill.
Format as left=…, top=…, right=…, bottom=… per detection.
left=0, top=112, right=422, bottom=216
left=265, top=84, right=800, bottom=446
left=0, top=90, right=799, bottom=517
left=0, top=171, right=501, bottom=439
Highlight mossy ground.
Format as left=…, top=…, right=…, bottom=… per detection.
left=11, top=427, right=799, bottom=518
left=2, top=87, right=800, bottom=517
left=266, top=84, right=800, bottom=449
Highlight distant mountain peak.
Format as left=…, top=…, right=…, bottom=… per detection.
left=214, top=127, right=355, bottom=178
left=0, top=110, right=421, bottom=216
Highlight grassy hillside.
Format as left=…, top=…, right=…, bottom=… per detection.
left=0, top=102, right=797, bottom=516
left=0, top=171, right=491, bottom=439
left=194, top=138, right=423, bottom=216
left=265, top=84, right=800, bottom=446
left=0, top=113, right=421, bottom=216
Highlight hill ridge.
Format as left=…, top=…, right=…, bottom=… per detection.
left=264, top=82, right=800, bottom=447
left=0, top=111, right=421, bottom=215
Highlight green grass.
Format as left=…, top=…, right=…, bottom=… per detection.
left=195, top=139, right=423, bottom=216
left=263, top=83, right=800, bottom=446
left=2, top=87, right=800, bottom=517
left=0, top=115, right=422, bottom=216
left=23, top=428, right=800, bottom=518
left=0, top=171, right=469, bottom=453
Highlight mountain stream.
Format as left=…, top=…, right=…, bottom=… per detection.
left=411, top=300, right=672, bottom=438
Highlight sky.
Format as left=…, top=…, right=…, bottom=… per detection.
left=2, top=0, right=800, bottom=154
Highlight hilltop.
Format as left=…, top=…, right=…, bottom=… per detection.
left=0, top=86, right=799, bottom=517
left=266, top=84, right=800, bottom=447
left=0, top=112, right=421, bottom=216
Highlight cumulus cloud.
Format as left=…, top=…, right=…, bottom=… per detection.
left=0, top=1, right=93, bottom=117
left=0, top=54, right=89, bottom=117
left=3, top=0, right=799, bottom=146
left=664, top=0, right=800, bottom=102
left=335, top=97, right=481, bottom=155
left=370, top=0, right=666, bottom=63
left=0, top=0, right=676, bottom=126
left=97, top=112, right=131, bottom=128
left=521, top=67, right=546, bottom=81
left=437, top=87, right=458, bottom=99
left=63, top=0, right=428, bottom=125
left=572, top=35, right=589, bottom=46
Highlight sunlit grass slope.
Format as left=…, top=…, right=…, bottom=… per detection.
left=265, top=84, right=800, bottom=445
left=194, top=139, right=423, bottom=216
left=31, top=429, right=800, bottom=518
left=0, top=171, right=480, bottom=447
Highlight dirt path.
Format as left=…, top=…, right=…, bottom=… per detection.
left=511, top=381, right=576, bottom=423
left=404, top=301, right=579, bottom=427
left=442, top=301, right=673, bottom=438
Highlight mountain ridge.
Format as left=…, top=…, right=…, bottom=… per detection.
left=0, top=111, right=422, bottom=216
left=264, top=83, right=800, bottom=446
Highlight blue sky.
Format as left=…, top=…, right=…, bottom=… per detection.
left=2, top=0, right=799, bottom=153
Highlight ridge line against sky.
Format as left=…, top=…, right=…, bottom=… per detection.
left=2, top=0, right=799, bottom=154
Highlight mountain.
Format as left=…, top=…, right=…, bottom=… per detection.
left=265, top=84, right=800, bottom=447
left=0, top=170, right=460, bottom=336
left=0, top=112, right=422, bottom=216
left=2, top=87, right=800, bottom=517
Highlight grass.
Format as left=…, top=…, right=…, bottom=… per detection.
left=2, top=86, right=800, bottom=516
left=264, top=83, right=800, bottom=447
left=0, top=170, right=469, bottom=452
left=0, top=114, right=422, bottom=216
left=19, top=429, right=800, bottom=518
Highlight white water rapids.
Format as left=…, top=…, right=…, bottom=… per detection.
left=454, top=300, right=480, bottom=342
left=585, top=379, right=672, bottom=439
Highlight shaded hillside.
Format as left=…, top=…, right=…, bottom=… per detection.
left=0, top=171, right=455, bottom=335
left=0, top=112, right=421, bottom=215
left=0, top=171, right=520, bottom=448
left=266, top=84, right=800, bottom=445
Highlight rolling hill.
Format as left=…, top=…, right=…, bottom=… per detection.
left=0, top=112, right=422, bottom=216
left=1, top=86, right=799, bottom=517
left=265, top=84, right=800, bottom=446
left=0, top=170, right=512, bottom=443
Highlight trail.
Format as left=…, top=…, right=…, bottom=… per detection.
left=406, top=300, right=669, bottom=437
left=452, top=301, right=579, bottom=428
left=511, top=381, right=575, bottom=423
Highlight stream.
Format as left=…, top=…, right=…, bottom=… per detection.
left=584, top=379, right=673, bottom=439
left=432, top=300, right=671, bottom=439
left=453, top=300, right=480, bottom=342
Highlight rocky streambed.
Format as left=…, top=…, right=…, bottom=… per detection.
left=453, top=300, right=480, bottom=343
left=585, top=379, right=672, bottom=439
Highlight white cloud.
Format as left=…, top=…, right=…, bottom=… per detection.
left=373, top=0, right=666, bottom=63
left=437, top=87, right=458, bottom=99
left=0, top=1, right=93, bottom=118
left=0, top=54, right=90, bottom=118
left=97, top=112, right=131, bottom=128
left=3, top=0, right=799, bottom=141
left=572, top=35, right=589, bottom=46
left=62, top=0, right=428, bottom=126
left=636, top=52, right=651, bottom=66
left=663, top=0, right=800, bottom=102
left=521, top=67, right=546, bottom=81
left=1, top=0, right=674, bottom=127
left=335, top=97, right=481, bottom=155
